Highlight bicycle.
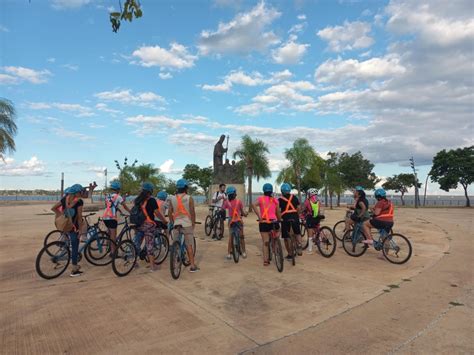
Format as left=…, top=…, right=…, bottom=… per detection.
left=35, top=225, right=113, bottom=279
left=204, top=206, right=225, bottom=240
left=258, top=220, right=284, bottom=272
left=334, top=211, right=393, bottom=242
left=283, top=218, right=303, bottom=266
left=170, top=222, right=199, bottom=279
left=228, top=218, right=244, bottom=263
left=342, top=222, right=412, bottom=264
left=306, top=218, right=337, bottom=258
left=300, top=216, right=309, bottom=249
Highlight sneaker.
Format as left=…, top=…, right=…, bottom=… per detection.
left=226, top=254, right=232, bottom=260
left=189, top=266, right=200, bottom=273
left=212, top=235, right=217, bottom=240
left=70, top=270, right=83, bottom=277
left=307, top=251, right=313, bottom=255
left=242, top=252, right=247, bottom=259
left=285, top=255, right=293, bottom=260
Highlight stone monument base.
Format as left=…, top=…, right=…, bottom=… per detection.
left=209, top=184, right=246, bottom=205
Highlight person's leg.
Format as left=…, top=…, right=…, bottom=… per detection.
left=183, top=228, right=198, bottom=270
left=109, top=227, right=117, bottom=254
left=307, top=228, right=314, bottom=253
left=227, top=224, right=232, bottom=258
left=69, top=231, right=81, bottom=274
left=145, top=224, right=156, bottom=270
left=362, top=220, right=373, bottom=243
left=261, top=232, right=270, bottom=264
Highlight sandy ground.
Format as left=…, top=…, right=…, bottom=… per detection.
left=0, top=202, right=472, bottom=354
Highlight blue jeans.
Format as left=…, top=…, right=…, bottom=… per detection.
left=134, top=231, right=144, bottom=251
left=69, top=231, right=79, bottom=265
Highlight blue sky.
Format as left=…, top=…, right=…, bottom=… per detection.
left=0, top=0, right=472, bottom=195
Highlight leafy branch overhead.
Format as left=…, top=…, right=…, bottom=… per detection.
left=110, top=0, right=143, bottom=33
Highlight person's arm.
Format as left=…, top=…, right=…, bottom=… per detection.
left=276, top=203, right=282, bottom=221
left=168, top=203, right=175, bottom=224
left=241, top=201, right=248, bottom=217
left=252, top=200, right=261, bottom=220
left=154, top=209, right=167, bottom=224
left=51, top=201, right=62, bottom=216
left=189, top=196, right=196, bottom=227
left=76, top=204, right=84, bottom=230
left=357, top=201, right=366, bottom=218
left=372, top=202, right=382, bottom=216
left=211, top=192, right=219, bottom=204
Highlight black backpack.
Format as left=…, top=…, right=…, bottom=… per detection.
left=130, top=199, right=147, bottom=226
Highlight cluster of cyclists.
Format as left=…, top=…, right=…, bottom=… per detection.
left=48, top=178, right=396, bottom=278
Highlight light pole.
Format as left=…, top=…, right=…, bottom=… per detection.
left=409, top=157, right=420, bottom=208
left=423, top=173, right=430, bottom=207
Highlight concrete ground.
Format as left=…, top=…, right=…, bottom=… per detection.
left=0, top=203, right=472, bottom=354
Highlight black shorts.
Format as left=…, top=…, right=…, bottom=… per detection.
left=370, top=218, right=393, bottom=232
left=104, top=219, right=118, bottom=229
left=155, top=221, right=167, bottom=230
left=305, top=215, right=323, bottom=228
left=281, top=219, right=301, bottom=238
left=259, top=222, right=280, bottom=233
left=217, top=209, right=226, bottom=220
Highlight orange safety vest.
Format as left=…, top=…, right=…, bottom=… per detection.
left=281, top=195, right=297, bottom=215
left=260, top=197, right=275, bottom=223
left=229, top=200, right=242, bottom=223
left=377, top=201, right=394, bottom=219
left=173, top=194, right=191, bottom=219
left=103, top=194, right=119, bottom=219
left=141, top=198, right=154, bottom=224
left=157, top=200, right=165, bottom=214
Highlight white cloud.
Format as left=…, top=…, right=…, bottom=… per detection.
left=297, top=14, right=306, bottom=20
left=126, top=114, right=209, bottom=135
left=52, top=127, right=94, bottom=141
left=0, top=74, right=18, bottom=85
left=62, top=63, right=79, bottom=71
left=86, top=166, right=106, bottom=177
left=159, top=72, right=173, bottom=80
left=88, top=123, right=105, bottom=129
left=289, top=22, right=306, bottom=35
left=0, top=156, right=47, bottom=176
left=202, top=82, right=232, bottom=92
left=272, top=38, right=310, bottom=64
left=0, top=25, right=9, bottom=32
left=50, top=0, right=91, bottom=10
left=1, top=66, right=51, bottom=84
left=315, top=55, right=406, bottom=85
left=47, top=57, right=56, bottom=63
left=198, top=1, right=281, bottom=55
left=95, top=103, right=122, bottom=115
left=159, top=159, right=182, bottom=174
left=317, top=21, right=374, bottom=52
left=132, top=42, right=197, bottom=70
left=95, top=89, right=166, bottom=107
left=27, top=102, right=94, bottom=117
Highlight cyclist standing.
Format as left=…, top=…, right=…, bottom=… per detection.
left=302, top=188, right=324, bottom=255
left=252, top=183, right=281, bottom=266
left=278, top=183, right=303, bottom=259
left=363, top=188, right=394, bottom=244
left=168, top=179, right=199, bottom=273
left=211, top=183, right=227, bottom=240
left=222, top=186, right=248, bottom=260
left=103, top=181, right=131, bottom=254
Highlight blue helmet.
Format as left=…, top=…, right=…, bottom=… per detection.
left=141, top=182, right=154, bottom=192
left=157, top=191, right=168, bottom=201
left=262, top=183, right=273, bottom=193
left=64, top=186, right=72, bottom=194
left=355, top=186, right=364, bottom=191
left=374, top=188, right=386, bottom=198
left=69, top=184, right=83, bottom=194
left=176, top=178, right=188, bottom=189
left=110, top=181, right=121, bottom=190
left=226, top=186, right=236, bottom=195
left=280, top=183, right=291, bottom=194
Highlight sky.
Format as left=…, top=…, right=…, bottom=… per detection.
left=0, top=0, right=472, bottom=195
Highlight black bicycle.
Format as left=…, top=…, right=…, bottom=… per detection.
left=204, top=206, right=225, bottom=240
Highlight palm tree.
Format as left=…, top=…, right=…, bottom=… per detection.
left=283, top=138, right=315, bottom=202
left=0, top=99, right=17, bottom=160
left=233, top=135, right=271, bottom=212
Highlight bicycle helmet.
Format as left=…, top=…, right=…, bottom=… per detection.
left=355, top=185, right=364, bottom=191
left=262, top=183, right=273, bottom=193
left=157, top=191, right=168, bottom=201
left=226, top=186, right=236, bottom=195
left=307, top=188, right=318, bottom=196
left=110, top=181, right=121, bottom=190
left=176, top=178, right=188, bottom=189
left=69, top=184, right=83, bottom=194
left=141, top=182, right=154, bottom=192
left=280, top=183, right=291, bottom=194
left=64, top=186, right=72, bottom=194
left=374, top=188, right=386, bottom=199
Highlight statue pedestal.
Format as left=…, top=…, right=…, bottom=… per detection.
left=209, top=184, right=246, bottom=205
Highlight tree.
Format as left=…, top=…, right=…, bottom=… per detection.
left=322, top=152, right=344, bottom=209
left=430, top=146, right=474, bottom=207
left=109, top=0, right=143, bottom=33
left=383, top=173, right=419, bottom=206
left=233, top=135, right=271, bottom=211
left=0, top=98, right=17, bottom=160
left=113, top=158, right=166, bottom=195
left=183, top=164, right=213, bottom=198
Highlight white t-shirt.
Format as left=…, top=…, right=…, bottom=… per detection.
left=213, top=191, right=227, bottom=208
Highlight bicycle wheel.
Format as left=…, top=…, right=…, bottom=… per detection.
left=154, top=233, right=169, bottom=265
left=215, top=218, right=224, bottom=240
left=333, top=220, right=346, bottom=242
left=85, top=233, right=115, bottom=266
left=300, top=230, right=309, bottom=250
left=112, top=239, right=137, bottom=277
left=170, top=241, right=182, bottom=279
left=316, top=226, right=337, bottom=258
left=289, top=236, right=296, bottom=266
left=382, top=233, right=412, bottom=264
left=204, top=215, right=213, bottom=236
left=36, top=241, right=71, bottom=280
left=274, top=238, right=284, bottom=272
left=87, top=226, right=109, bottom=251
left=123, top=226, right=139, bottom=242
left=342, top=230, right=368, bottom=257
left=300, top=221, right=306, bottom=237
left=43, top=229, right=68, bottom=247
left=231, top=230, right=240, bottom=263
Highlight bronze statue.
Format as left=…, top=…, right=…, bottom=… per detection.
left=213, top=134, right=228, bottom=172
left=212, top=134, right=244, bottom=184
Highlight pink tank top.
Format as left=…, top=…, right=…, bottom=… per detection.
left=258, top=196, right=278, bottom=222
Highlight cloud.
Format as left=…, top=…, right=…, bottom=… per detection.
left=95, top=103, right=122, bottom=115
left=132, top=42, right=197, bottom=70
left=47, top=57, right=56, bottom=63
left=297, top=14, right=306, bottom=20
left=86, top=166, right=106, bottom=177
left=126, top=114, right=209, bottom=135
left=0, top=25, right=9, bottom=32
left=95, top=89, right=166, bottom=107
left=317, top=21, right=374, bottom=52
left=52, top=127, right=94, bottom=141
left=1, top=66, right=51, bottom=84
left=0, top=156, right=47, bottom=176
left=62, top=64, right=79, bottom=71
left=272, top=37, right=310, bottom=64
left=315, top=55, right=406, bottom=85
left=0, top=74, right=18, bottom=85
left=159, top=159, right=182, bottom=174
left=50, top=0, right=90, bottom=10
left=169, top=132, right=217, bottom=147
left=198, top=1, right=281, bottom=55
left=27, top=102, right=94, bottom=117
left=159, top=72, right=173, bottom=80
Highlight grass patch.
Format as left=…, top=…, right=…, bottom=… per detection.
left=443, top=252, right=450, bottom=255
left=388, top=284, right=400, bottom=289
left=402, top=278, right=412, bottom=282
left=450, top=284, right=458, bottom=287
left=383, top=289, right=390, bottom=293
left=449, top=301, right=464, bottom=307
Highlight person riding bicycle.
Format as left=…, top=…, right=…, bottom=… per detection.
left=134, top=182, right=167, bottom=272
left=103, top=181, right=131, bottom=255
left=362, top=188, right=394, bottom=245
left=51, top=184, right=84, bottom=277
left=345, top=186, right=370, bottom=233
left=168, top=179, right=199, bottom=273
left=222, top=186, right=248, bottom=260
left=303, top=188, right=324, bottom=255
left=278, top=183, right=303, bottom=259
left=252, top=183, right=281, bottom=266
left=211, top=183, right=227, bottom=240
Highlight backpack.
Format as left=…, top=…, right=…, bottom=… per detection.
left=55, top=197, right=76, bottom=232
left=130, top=198, right=147, bottom=226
